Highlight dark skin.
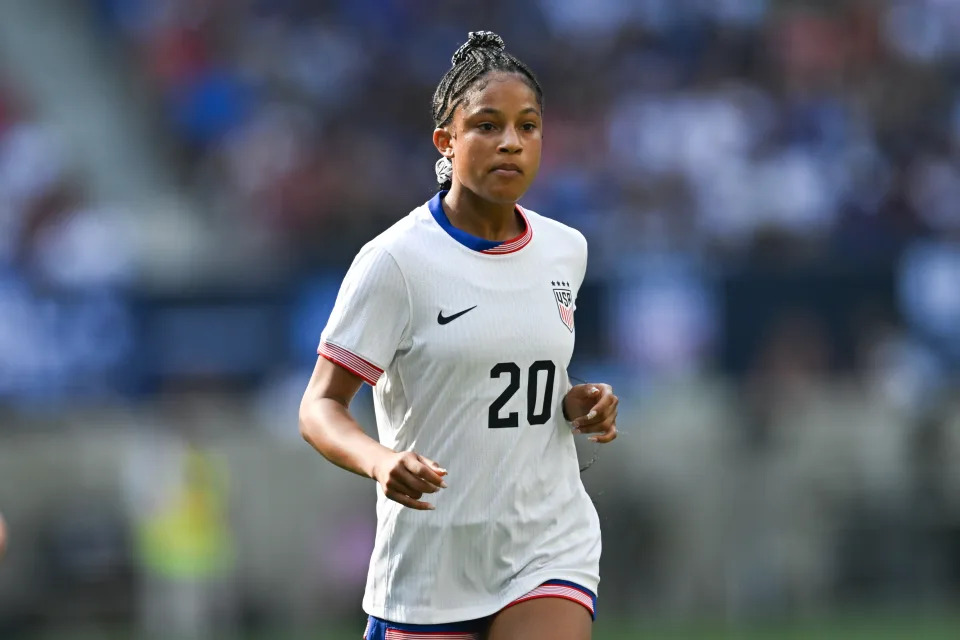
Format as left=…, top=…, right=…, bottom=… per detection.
left=299, top=69, right=618, bottom=640
left=433, top=71, right=540, bottom=242
left=485, top=597, right=593, bottom=640
left=300, top=358, right=447, bottom=511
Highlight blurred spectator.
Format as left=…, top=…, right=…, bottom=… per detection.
left=77, top=0, right=956, bottom=318
left=899, top=240, right=960, bottom=359
left=0, top=79, right=136, bottom=405
left=124, top=425, right=236, bottom=639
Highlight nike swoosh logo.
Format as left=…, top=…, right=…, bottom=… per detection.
left=437, top=305, right=477, bottom=325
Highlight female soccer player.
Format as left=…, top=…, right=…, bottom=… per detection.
left=299, top=31, right=618, bottom=640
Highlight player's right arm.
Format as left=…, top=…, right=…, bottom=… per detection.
left=299, top=357, right=447, bottom=510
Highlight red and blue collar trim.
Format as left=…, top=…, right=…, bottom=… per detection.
left=428, top=191, right=533, bottom=255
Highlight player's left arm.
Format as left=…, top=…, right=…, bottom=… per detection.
left=562, top=384, right=618, bottom=443
left=562, top=232, right=618, bottom=442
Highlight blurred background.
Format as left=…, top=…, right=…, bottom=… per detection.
left=1, top=0, right=960, bottom=638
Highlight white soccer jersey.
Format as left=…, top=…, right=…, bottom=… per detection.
left=318, top=192, right=601, bottom=624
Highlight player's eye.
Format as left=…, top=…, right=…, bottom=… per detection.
left=478, top=122, right=496, bottom=132
left=521, top=122, right=538, bottom=131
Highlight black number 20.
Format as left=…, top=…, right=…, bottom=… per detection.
left=488, top=360, right=556, bottom=428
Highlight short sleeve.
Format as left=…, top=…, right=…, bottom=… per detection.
left=576, top=229, right=588, bottom=288
left=318, top=244, right=409, bottom=386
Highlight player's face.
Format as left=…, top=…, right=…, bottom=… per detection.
left=444, top=72, right=542, bottom=204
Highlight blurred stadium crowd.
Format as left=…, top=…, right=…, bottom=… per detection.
left=2, top=0, right=960, bottom=636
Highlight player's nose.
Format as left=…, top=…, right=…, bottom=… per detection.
left=498, top=127, right=522, bottom=153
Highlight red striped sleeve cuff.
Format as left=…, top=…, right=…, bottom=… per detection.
left=318, top=341, right=384, bottom=386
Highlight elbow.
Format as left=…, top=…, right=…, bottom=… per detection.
left=299, top=392, right=349, bottom=453
left=299, top=395, right=338, bottom=453
left=298, top=399, right=317, bottom=446
left=298, top=415, right=310, bottom=445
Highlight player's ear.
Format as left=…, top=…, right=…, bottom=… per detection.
left=433, top=127, right=454, bottom=159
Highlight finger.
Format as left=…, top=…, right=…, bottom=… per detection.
left=385, top=489, right=435, bottom=511
left=570, top=384, right=601, bottom=405
left=573, top=394, right=618, bottom=429
left=589, top=424, right=618, bottom=444
left=395, top=468, right=441, bottom=495
left=585, top=387, right=615, bottom=415
left=384, top=475, right=424, bottom=499
left=407, top=457, right=448, bottom=489
left=384, top=467, right=429, bottom=496
left=576, top=418, right=615, bottom=435
left=418, top=455, right=449, bottom=477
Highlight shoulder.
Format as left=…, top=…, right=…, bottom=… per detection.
left=360, top=202, right=434, bottom=259
left=351, top=203, right=430, bottom=269
left=522, top=205, right=588, bottom=255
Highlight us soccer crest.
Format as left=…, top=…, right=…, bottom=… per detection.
left=552, top=281, right=575, bottom=332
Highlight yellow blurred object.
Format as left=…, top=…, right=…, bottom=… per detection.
left=136, top=447, right=234, bottom=579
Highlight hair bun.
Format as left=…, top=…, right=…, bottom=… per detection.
left=451, top=31, right=506, bottom=65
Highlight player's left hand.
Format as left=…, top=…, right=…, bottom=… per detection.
left=563, top=383, right=618, bottom=443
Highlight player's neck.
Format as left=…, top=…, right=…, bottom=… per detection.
left=442, top=185, right=524, bottom=243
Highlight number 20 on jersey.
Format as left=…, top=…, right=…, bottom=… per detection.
left=489, top=361, right=556, bottom=429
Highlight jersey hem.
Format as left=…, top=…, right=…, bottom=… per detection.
left=362, top=569, right=599, bottom=626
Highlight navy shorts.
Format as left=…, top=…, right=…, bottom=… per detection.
left=362, top=579, right=597, bottom=639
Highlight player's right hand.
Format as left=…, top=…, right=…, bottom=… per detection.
left=372, top=451, right=447, bottom=510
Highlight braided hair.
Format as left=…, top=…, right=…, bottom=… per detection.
left=432, top=31, right=543, bottom=191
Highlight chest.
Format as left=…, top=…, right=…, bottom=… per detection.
left=403, top=254, right=579, bottom=369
